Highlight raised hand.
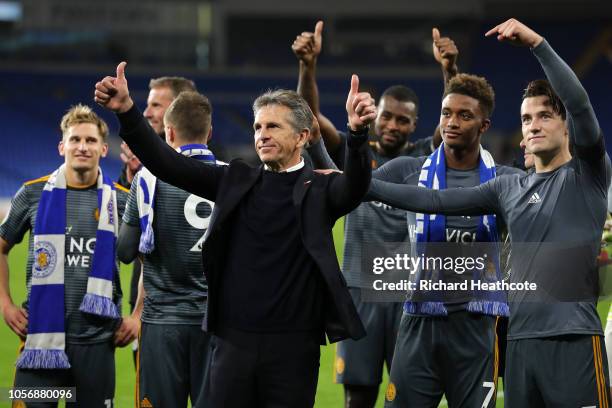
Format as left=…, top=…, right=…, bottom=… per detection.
left=292, top=20, right=323, bottom=65
left=346, top=74, right=376, bottom=132
left=94, top=61, right=134, bottom=113
left=2, top=302, right=28, bottom=339
left=485, top=18, right=543, bottom=48
left=120, top=142, right=142, bottom=184
left=432, top=27, right=458, bottom=72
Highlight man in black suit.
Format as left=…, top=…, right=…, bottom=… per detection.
left=95, top=62, right=375, bottom=407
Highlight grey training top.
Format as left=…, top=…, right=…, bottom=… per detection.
left=368, top=39, right=611, bottom=340
left=122, top=167, right=213, bottom=325
left=373, top=156, right=523, bottom=310
left=0, top=176, right=127, bottom=344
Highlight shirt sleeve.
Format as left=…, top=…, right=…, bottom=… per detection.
left=532, top=39, right=601, bottom=149
left=372, top=156, right=421, bottom=184
left=331, top=132, right=349, bottom=170
left=122, top=173, right=140, bottom=227
left=305, top=138, right=339, bottom=171
left=0, top=185, right=33, bottom=246
left=368, top=177, right=502, bottom=217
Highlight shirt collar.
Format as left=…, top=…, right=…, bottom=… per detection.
left=264, top=157, right=305, bottom=173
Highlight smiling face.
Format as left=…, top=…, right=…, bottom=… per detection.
left=144, top=86, right=175, bottom=135
left=521, top=95, right=568, bottom=156
left=253, top=104, right=307, bottom=171
left=59, top=123, right=108, bottom=173
left=440, top=93, right=490, bottom=150
left=374, top=96, right=417, bottom=153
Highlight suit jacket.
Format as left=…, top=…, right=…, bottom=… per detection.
left=118, top=106, right=370, bottom=343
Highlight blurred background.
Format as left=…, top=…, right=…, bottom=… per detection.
left=0, top=0, right=611, bottom=212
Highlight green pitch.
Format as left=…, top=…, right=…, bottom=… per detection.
left=1, top=225, right=609, bottom=407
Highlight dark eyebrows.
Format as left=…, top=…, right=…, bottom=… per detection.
left=522, top=109, right=554, bottom=120
left=536, top=109, right=554, bottom=116
left=442, top=107, right=474, bottom=115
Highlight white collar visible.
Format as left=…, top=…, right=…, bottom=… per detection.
left=264, top=157, right=305, bottom=173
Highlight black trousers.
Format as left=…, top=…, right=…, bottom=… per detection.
left=505, top=335, right=610, bottom=408
left=202, top=327, right=321, bottom=408
left=14, top=341, right=115, bottom=408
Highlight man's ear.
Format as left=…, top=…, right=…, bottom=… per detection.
left=296, top=129, right=309, bottom=148
left=165, top=126, right=176, bottom=146
left=205, top=127, right=213, bottom=144
left=479, top=118, right=491, bottom=135
left=58, top=140, right=65, bottom=157
left=100, top=143, right=109, bottom=159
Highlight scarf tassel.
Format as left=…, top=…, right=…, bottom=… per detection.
left=467, top=300, right=509, bottom=317
left=16, top=349, right=71, bottom=369
left=404, top=301, right=448, bottom=316
left=79, top=294, right=120, bottom=319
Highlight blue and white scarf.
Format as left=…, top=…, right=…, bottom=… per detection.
left=16, top=165, right=119, bottom=369
left=137, top=144, right=217, bottom=254
left=406, top=143, right=509, bottom=317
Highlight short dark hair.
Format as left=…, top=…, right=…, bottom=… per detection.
left=149, top=76, right=197, bottom=98
left=381, top=85, right=419, bottom=114
left=443, top=73, right=495, bottom=118
left=252, top=89, right=314, bottom=134
left=522, top=79, right=566, bottom=120
left=163, top=92, right=212, bottom=142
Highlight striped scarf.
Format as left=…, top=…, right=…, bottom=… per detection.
left=406, top=143, right=509, bottom=317
left=137, top=144, right=216, bottom=254
left=17, top=165, right=119, bottom=369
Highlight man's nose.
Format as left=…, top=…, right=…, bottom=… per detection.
left=257, top=129, right=270, bottom=141
left=447, top=115, right=460, bottom=128
left=529, top=119, right=541, bottom=133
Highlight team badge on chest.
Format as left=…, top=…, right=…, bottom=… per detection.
left=33, top=241, right=58, bottom=278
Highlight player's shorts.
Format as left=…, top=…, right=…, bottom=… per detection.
left=13, top=341, right=115, bottom=408
left=505, top=335, right=610, bottom=408
left=384, top=311, right=500, bottom=408
left=334, top=287, right=403, bottom=386
left=137, top=322, right=211, bottom=408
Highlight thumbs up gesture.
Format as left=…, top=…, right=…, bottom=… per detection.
left=432, top=27, right=458, bottom=72
left=94, top=61, right=134, bottom=113
left=292, top=20, right=324, bottom=65
left=346, top=74, right=376, bottom=132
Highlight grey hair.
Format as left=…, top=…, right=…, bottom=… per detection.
left=252, top=89, right=314, bottom=133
